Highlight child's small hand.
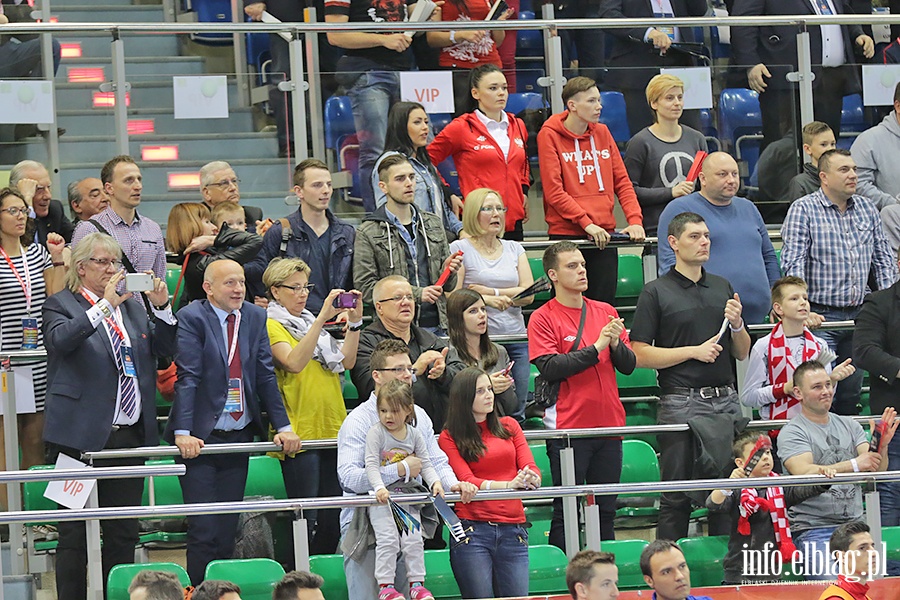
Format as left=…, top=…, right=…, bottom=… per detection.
left=431, top=481, right=445, bottom=498
left=730, top=467, right=747, bottom=479
left=817, top=465, right=837, bottom=478
left=376, top=488, right=390, bottom=504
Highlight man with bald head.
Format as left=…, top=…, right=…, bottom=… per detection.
left=10, top=159, right=74, bottom=245
left=199, top=161, right=264, bottom=232
left=68, top=177, right=109, bottom=222
left=656, top=152, right=780, bottom=324
left=164, top=259, right=301, bottom=584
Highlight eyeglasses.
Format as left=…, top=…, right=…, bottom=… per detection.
left=376, top=294, right=415, bottom=304
left=206, top=178, right=241, bottom=188
left=479, top=206, right=508, bottom=213
left=278, top=283, right=315, bottom=295
left=375, top=367, right=417, bottom=375
left=0, top=207, right=28, bottom=217
left=88, top=257, right=123, bottom=270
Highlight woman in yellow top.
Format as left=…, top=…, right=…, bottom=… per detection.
left=262, top=257, right=363, bottom=554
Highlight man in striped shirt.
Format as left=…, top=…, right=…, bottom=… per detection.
left=781, top=148, right=899, bottom=415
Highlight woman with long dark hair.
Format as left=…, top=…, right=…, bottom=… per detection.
left=371, top=101, right=464, bottom=239
left=446, top=288, right=517, bottom=417
left=429, top=64, right=531, bottom=241
left=439, top=366, right=539, bottom=599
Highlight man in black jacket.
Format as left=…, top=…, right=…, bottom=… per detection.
left=10, top=159, right=74, bottom=245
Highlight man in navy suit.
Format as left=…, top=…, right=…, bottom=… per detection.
left=43, top=232, right=176, bottom=600
left=164, top=259, right=302, bottom=585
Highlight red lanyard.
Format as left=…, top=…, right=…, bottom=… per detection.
left=79, top=289, right=127, bottom=341
left=227, top=311, right=241, bottom=367
left=0, top=245, right=32, bottom=315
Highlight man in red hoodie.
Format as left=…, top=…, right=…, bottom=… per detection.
left=538, top=76, right=645, bottom=304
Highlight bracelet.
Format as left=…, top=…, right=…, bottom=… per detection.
left=729, top=319, right=745, bottom=332
left=494, top=288, right=499, bottom=296
left=400, top=459, right=411, bottom=483
left=348, top=319, right=364, bottom=332
left=449, top=30, right=456, bottom=43
left=851, top=458, right=860, bottom=473
left=52, top=261, right=65, bottom=267
left=720, top=489, right=733, bottom=497
left=153, top=301, right=170, bottom=311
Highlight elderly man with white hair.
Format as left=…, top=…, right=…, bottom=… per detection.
left=10, top=159, right=74, bottom=245
left=199, top=160, right=266, bottom=233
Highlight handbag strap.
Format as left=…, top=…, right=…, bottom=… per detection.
left=87, top=218, right=154, bottom=315
left=172, top=253, right=191, bottom=309
left=570, top=302, right=588, bottom=352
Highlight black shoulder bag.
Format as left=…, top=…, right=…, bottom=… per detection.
left=532, top=302, right=588, bottom=409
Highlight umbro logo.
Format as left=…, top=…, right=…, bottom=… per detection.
left=564, top=335, right=576, bottom=342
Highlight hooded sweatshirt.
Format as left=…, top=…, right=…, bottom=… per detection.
left=537, top=111, right=642, bottom=236
left=850, top=112, right=900, bottom=209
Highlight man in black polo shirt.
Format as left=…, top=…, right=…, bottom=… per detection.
left=630, top=211, right=751, bottom=541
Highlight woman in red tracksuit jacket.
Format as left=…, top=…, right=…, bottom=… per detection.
left=428, top=64, right=531, bottom=241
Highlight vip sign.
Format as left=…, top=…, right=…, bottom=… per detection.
left=400, top=71, right=455, bottom=114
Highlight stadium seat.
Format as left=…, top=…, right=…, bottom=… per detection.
left=718, top=88, right=762, bottom=182
left=598, top=539, right=649, bottom=589
left=343, top=370, right=359, bottom=402
left=616, top=368, right=658, bottom=396
left=599, top=92, right=631, bottom=144
left=616, top=440, right=660, bottom=527
left=506, top=92, right=546, bottom=115
left=883, top=526, right=900, bottom=561
left=245, top=455, right=288, bottom=499
left=107, top=563, right=190, bottom=600
left=699, top=108, right=721, bottom=152
left=435, top=156, right=461, bottom=197
left=246, top=31, right=272, bottom=85
left=185, top=0, right=234, bottom=45
left=678, top=535, right=729, bottom=587
left=528, top=441, right=551, bottom=479
left=527, top=544, right=569, bottom=594
left=310, top=554, right=349, bottom=600
left=324, top=95, right=362, bottom=201
left=527, top=256, right=552, bottom=302
left=841, top=94, right=865, bottom=134
left=430, top=112, right=453, bottom=136
left=516, top=11, right=543, bottom=57
left=206, top=558, right=286, bottom=600
left=525, top=504, right=552, bottom=544
left=424, top=549, right=461, bottom=598
left=616, top=253, right=644, bottom=304
left=165, top=265, right=183, bottom=308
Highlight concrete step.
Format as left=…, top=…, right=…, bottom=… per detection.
left=60, top=56, right=207, bottom=80
left=51, top=0, right=150, bottom=6
left=53, top=5, right=166, bottom=23
left=56, top=32, right=181, bottom=59
left=54, top=81, right=240, bottom=111
left=53, top=107, right=257, bottom=136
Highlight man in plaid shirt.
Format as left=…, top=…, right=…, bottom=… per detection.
left=781, top=148, right=898, bottom=415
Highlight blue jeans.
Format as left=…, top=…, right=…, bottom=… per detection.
left=0, top=38, right=60, bottom=79
left=881, top=435, right=900, bottom=575
left=346, top=70, right=400, bottom=212
left=793, top=526, right=838, bottom=581
left=449, top=520, right=529, bottom=599
left=811, top=304, right=864, bottom=415
left=504, top=341, right=530, bottom=422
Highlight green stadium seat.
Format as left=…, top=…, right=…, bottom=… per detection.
left=678, top=535, right=729, bottom=587
left=205, top=558, right=286, bottom=600
left=424, top=549, right=461, bottom=598
left=527, top=544, right=568, bottom=594
left=528, top=442, right=551, bottom=483
left=528, top=257, right=552, bottom=302
left=310, top=554, right=349, bottom=600
left=245, top=455, right=288, bottom=499
left=598, top=539, right=649, bottom=589
left=525, top=505, right=553, bottom=545
left=616, top=253, right=644, bottom=303
left=141, top=459, right=184, bottom=505
left=165, top=266, right=184, bottom=308
left=529, top=363, right=538, bottom=394
left=616, top=440, right=660, bottom=528
left=343, top=370, right=359, bottom=402
left=523, top=416, right=545, bottom=430
left=883, top=526, right=900, bottom=562
left=617, top=368, right=658, bottom=396
left=107, top=562, right=190, bottom=600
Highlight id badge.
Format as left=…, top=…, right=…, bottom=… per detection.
left=653, top=13, right=676, bottom=40
left=21, top=318, right=38, bottom=350
left=121, top=345, right=137, bottom=377
left=225, top=377, right=244, bottom=413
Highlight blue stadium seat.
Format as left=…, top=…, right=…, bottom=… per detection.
left=506, top=92, right=546, bottom=115
left=324, top=95, right=362, bottom=201
left=719, top=88, right=762, bottom=181
left=246, top=31, right=272, bottom=85
left=516, top=11, right=543, bottom=58
left=430, top=112, right=453, bottom=136
left=185, top=0, right=234, bottom=45
left=599, top=91, right=631, bottom=143
left=436, top=156, right=461, bottom=196
left=699, top=107, right=720, bottom=152
left=841, top=94, right=865, bottom=133
left=516, top=67, right=545, bottom=93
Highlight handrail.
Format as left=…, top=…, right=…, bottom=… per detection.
left=3, top=470, right=900, bottom=525
left=82, top=413, right=882, bottom=460
left=0, top=464, right=185, bottom=484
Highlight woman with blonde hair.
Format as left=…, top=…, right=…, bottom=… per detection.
left=165, top=202, right=261, bottom=309
left=623, top=73, right=708, bottom=237
left=450, top=188, right=533, bottom=421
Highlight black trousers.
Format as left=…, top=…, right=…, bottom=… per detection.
left=51, top=424, right=145, bottom=600
left=546, top=438, right=622, bottom=548
left=179, top=428, right=253, bottom=585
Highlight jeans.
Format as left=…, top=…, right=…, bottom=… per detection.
left=547, top=438, right=622, bottom=547
left=656, top=390, right=740, bottom=541
left=811, top=304, right=864, bottom=415
left=449, top=520, right=530, bottom=599
left=281, top=448, right=341, bottom=556
left=881, top=435, right=900, bottom=575
left=342, top=522, right=409, bottom=600
left=0, top=38, right=60, bottom=79
left=346, top=70, right=400, bottom=212
left=793, top=526, right=838, bottom=581
left=504, top=341, right=530, bottom=422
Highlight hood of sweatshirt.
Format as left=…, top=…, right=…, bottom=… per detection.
left=879, top=111, right=900, bottom=139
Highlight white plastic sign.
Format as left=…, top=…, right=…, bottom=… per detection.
left=44, top=453, right=97, bottom=510
left=173, top=75, right=229, bottom=120
left=400, top=71, right=455, bottom=114
left=660, top=67, right=713, bottom=110
left=0, top=80, right=55, bottom=124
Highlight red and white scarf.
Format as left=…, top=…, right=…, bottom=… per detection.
left=738, top=472, right=796, bottom=560
left=767, top=322, right=820, bottom=420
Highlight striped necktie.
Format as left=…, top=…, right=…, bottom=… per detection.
left=110, top=324, right=136, bottom=419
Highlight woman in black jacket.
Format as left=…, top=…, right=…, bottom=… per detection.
left=165, top=202, right=262, bottom=310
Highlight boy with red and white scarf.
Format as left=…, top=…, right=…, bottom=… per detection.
left=741, top=276, right=855, bottom=421
left=707, top=431, right=835, bottom=584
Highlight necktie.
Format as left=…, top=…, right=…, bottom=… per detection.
left=226, top=313, right=243, bottom=420
left=110, top=324, right=136, bottom=419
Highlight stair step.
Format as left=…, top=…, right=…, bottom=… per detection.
left=54, top=81, right=240, bottom=111
left=51, top=0, right=149, bottom=6
left=56, top=33, right=180, bottom=59
left=53, top=108, right=257, bottom=136
left=61, top=56, right=207, bottom=79
left=52, top=5, right=166, bottom=23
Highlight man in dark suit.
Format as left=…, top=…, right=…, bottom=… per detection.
left=598, top=0, right=707, bottom=134
left=731, top=0, right=874, bottom=152
left=199, top=160, right=266, bottom=234
left=10, top=159, right=74, bottom=244
left=854, top=265, right=900, bottom=545
left=164, top=258, right=302, bottom=585
left=43, top=232, right=176, bottom=600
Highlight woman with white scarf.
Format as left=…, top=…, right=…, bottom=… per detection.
left=262, top=257, right=363, bottom=555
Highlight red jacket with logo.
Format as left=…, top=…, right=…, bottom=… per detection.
left=428, top=111, right=530, bottom=232
left=537, top=111, right=642, bottom=236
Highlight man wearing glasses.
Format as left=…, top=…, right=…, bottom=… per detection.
left=338, top=339, right=477, bottom=600
left=199, top=160, right=266, bottom=234
left=350, top=275, right=464, bottom=430
left=10, top=159, right=74, bottom=245
left=354, top=155, right=463, bottom=336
